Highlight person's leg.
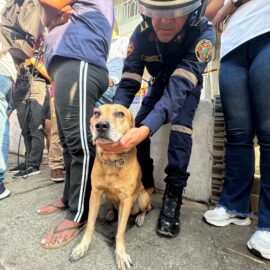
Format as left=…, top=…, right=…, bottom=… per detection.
left=11, top=68, right=31, bottom=168
left=0, top=95, right=10, bottom=199
left=27, top=78, right=47, bottom=169
left=204, top=45, right=254, bottom=227
left=37, top=103, right=67, bottom=214
left=48, top=96, right=64, bottom=181
left=13, top=78, right=47, bottom=178
left=15, top=100, right=31, bottom=162
left=248, top=35, right=270, bottom=231
left=245, top=35, right=270, bottom=260
left=41, top=57, right=107, bottom=247
left=0, top=76, right=12, bottom=199
left=157, top=88, right=200, bottom=237
left=246, top=33, right=270, bottom=260
left=44, top=90, right=51, bottom=155
left=218, top=46, right=254, bottom=215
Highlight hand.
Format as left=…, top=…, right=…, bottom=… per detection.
left=39, top=0, right=75, bottom=10
left=108, top=77, right=114, bottom=87
left=96, top=126, right=151, bottom=154
left=24, top=59, right=31, bottom=67
left=213, top=0, right=237, bottom=32
left=48, top=5, right=73, bottom=31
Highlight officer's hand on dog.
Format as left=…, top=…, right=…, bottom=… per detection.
left=96, top=126, right=151, bottom=154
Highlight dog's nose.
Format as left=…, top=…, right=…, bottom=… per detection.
left=95, top=121, right=110, bottom=132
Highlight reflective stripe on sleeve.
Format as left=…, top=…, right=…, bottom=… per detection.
left=171, top=68, right=198, bottom=87
left=121, top=72, right=142, bottom=83
left=171, top=124, right=192, bottom=135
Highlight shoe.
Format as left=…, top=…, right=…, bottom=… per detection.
left=247, top=231, right=270, bottom=260
left=9, top=163, right=26, bottom=173
left=12, top=166, right=41, bottom=179
left=157, top=183, right=183, bottom=237
left=0, top=183, right=11, bottom=200
left=51, top=169, right=65, bottom=182
left=203, top=206, right=251, bottom=227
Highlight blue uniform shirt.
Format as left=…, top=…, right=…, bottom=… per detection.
left=114, top=16, right=215, bottom=134
left=44, top=0, right=114, bottom=73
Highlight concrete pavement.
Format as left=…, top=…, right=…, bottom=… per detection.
left=0, top=154, right=269, bottom=270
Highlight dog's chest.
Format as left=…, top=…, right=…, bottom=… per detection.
left=97, top=174, right=136, bottom=202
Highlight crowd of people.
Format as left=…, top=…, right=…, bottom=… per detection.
left=0, top=0, right=269, bottom=262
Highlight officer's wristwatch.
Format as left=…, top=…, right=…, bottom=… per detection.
left=232, top=0, right=244, bottom=8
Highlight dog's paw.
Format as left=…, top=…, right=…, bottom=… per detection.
left=115, top=250, right=133, bottom=270
left=135, top=213, right=145, bottom=227
left=69, top=243, right=89, bottom=262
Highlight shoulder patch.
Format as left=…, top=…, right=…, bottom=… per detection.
left=195, top=39, right=213, bottom=63
left=127, top=41, right=135, bottom=57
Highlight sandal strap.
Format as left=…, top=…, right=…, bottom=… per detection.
left=53, top=221, right=86, bottom=234
left=48, top=203, right=67, bottom=209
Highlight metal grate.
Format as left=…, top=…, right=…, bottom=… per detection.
left=115, top=0, right=140, bottom=24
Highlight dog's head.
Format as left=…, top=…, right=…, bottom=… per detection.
left=91, top=104, right=134, bottom=144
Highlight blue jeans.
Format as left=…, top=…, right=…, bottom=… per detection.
left=219, top=32, right=270, bottom=230
left=0, top=75, right=12, bottom=183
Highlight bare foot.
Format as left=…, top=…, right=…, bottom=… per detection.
left=37, top=199, right=67, bottom=215
left=41, top=219, right=86, bottom=249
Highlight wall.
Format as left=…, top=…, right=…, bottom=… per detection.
left=151, top=100, right=214, bottom=202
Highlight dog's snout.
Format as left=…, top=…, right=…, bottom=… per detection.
left=95, top=121, right=110, bottom=132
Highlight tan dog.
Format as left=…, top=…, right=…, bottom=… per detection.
left=70, top=104, right=151, bottom=269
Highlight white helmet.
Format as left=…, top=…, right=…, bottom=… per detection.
left=138, top=0, right=202, bottom=19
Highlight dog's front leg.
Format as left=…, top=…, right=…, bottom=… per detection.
left=70, top=188, right=103, bottom=261
left=115, top=198, right=133, bottom=270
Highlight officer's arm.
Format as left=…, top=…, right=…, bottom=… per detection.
left=113, top=29, right=145, bottom=108
left=140, top=24, right=216, bottom=134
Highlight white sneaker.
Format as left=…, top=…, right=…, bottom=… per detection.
left=247, top=231, right=270, bottom=260
left=0, top=185, right=11, bottom=200
left=203, top=206, right=251, bottom=227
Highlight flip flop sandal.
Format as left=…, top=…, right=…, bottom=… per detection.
left=41, top=222, right=87, bottom=249
left=37, top=203, right=68, bottom=216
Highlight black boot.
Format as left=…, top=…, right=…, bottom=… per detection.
left=157, top=183, right=183, bottom=237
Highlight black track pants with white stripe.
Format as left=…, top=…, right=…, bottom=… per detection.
left=50, top=56, right=108, bottom=223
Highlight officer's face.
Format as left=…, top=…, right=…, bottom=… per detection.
left=152, top=15, right=188, bottom=43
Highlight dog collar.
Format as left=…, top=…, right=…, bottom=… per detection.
left=97, top=153, right=129, bottom=168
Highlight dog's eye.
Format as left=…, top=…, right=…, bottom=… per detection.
left=94, top=111, right=100, bottom=118
left=114, top=111, right=124, bottom=118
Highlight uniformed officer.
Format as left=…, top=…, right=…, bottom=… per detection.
left=96, top=0, right=216, bottom=238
